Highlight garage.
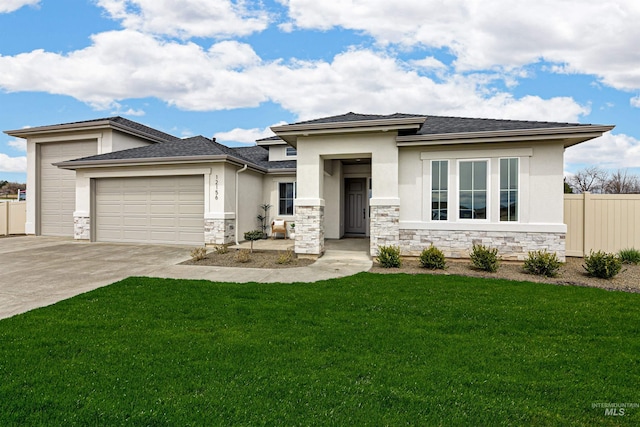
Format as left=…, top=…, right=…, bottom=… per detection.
left=95, top=176, right=204, bottom=245
left=40, top=141, right=97, bottom=236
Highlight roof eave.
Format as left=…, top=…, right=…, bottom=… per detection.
left=396, top=125, right=615, bottom=147
left=54, top=155, right=266, bottom=172
left=266, top=167, right=297, bottom=175
left=271, top=116, right=428, bottom=146
left=5, top=120, right=174, bottom=143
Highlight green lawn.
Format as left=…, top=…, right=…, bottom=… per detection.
left=1, top=273, right=638, bottom=425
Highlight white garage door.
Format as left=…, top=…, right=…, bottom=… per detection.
left=95, top=176, right=204, bottom=245
left=40, top=141, right=97, bottom=236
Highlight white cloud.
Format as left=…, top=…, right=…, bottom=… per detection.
left=0, top=37, right=589, bottom=122
left=0, top=153, right=26, bottom=172
left=280, top=0, right=640, bottom=91
left=214, top=122, right=287, bottom=144
left=565, top=132, right=640, bottom=171
left=0, top=0, right=38, bottom=13
left=7, top=139, right=26, bottom=151
left=631, top=96, right=640, bottom=108
left=96, top=0, right=269, bottom=38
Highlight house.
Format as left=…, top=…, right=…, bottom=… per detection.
left=5, top=112, right=614, bottom=260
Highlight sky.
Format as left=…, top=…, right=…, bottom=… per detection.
left=1, top=0, right=639, bottom=184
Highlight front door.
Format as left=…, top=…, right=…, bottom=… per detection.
left=345, top=178, right=367, bottom=235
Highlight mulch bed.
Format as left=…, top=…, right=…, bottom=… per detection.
left=181, top=249, right=315, bottom=269
left=369, top=257, right=640, bottom=293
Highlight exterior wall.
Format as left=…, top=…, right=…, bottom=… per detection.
left=295, top=204, right=324, bottom=255
left=236, top=169, right=264, bottom=240
left=110, top=130, right=156, bottom=152
left=295, top=132, right=397, bottom=255
left=203, top=163, right=235, bottom=245
left=370, top=205, right=399, bottom=255
left=268, top=145, right=297, bottom=162
left=396, top=141, right=567, bottom=259
left=263, top=173, right=296, bottom=236
left=323, top=160, right=343, bottom=239
left=399, top=229, right=565, bottom=261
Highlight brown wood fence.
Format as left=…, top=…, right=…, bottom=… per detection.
left=564, top=193, right=640, bottom=257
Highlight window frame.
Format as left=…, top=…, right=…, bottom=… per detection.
left=278, top=181, right=296, bottom=216
left=285, top=147, right=297, bottom=157
left=457, top=159, right=490, bottom=222
left=430, top=160, right=449, bottom=221
left=499, top=157, right=519, bottom=222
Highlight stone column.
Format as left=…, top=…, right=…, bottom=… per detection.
left=370, top=204, right=400, bottom=255
left=294, top=204, right=325, bottom=257
left=73, top=215, right=90, bottom=240
left=204, top=215, right=235, bottom=245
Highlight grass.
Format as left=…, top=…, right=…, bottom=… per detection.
left=1, top=274, right=639, bottom=425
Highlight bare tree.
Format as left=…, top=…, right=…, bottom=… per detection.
left=603, top=169, right=640, bottom=194
left=568, top=166, right=608, bottom=193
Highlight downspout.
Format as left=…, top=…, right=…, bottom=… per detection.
left=235, top=164, right=248, bottom=245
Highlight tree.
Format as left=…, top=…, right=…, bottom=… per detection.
left=568, top=166, right=608, bottom=193
left=603, top=169, right=640, bottom=194
left=564, top=178, right=573, bottom=194
left=244, top=230, right=263, bottom=253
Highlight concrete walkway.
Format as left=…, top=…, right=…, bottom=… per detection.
left=0, top=236, right=372, bottom=319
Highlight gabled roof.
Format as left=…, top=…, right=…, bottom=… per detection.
left=4, top=116, right=179, bottom=143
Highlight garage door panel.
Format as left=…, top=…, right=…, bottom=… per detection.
left=95, top=176, right=204, bottom=245
left=40, top=141, right=97, bottom=236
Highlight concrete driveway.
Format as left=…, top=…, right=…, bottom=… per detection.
left=0, top=236, right=372, bottom=320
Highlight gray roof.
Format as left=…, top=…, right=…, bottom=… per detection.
left=232, top=146, right=296, bottom=169
left=288, top=111, right=592, bottom=134
left=5, top=116, right=179, bottom=143
left=291, top=112, right=425, bottom=125
left=62, top=135, right=296, bottom=171
left=415, top=115, right=590, bottom=135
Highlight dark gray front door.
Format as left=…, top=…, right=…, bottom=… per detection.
left=345, top=178, right=367, bottom=235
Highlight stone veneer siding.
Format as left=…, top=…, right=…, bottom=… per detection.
left=399, top=229, right=566, bottom=261
left=73, top=215, right=90, bottom=240
left=204, top=218, right=235, bottom=245
left=370, top=205, right=400, bottom=256
left=295, top=205, right=324, bottom=255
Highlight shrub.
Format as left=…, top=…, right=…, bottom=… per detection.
left=523, top=250, right=562, bottom=277
left=583, top=251, right=622, bottom=279
left=212, top=244, right=229, bottom=254
left=469, top=244, right=500, bottom=272
left=419, top=245, right=447, bottom=270
left=190, top=247, right=207, bottom=262
left=618, top=248, right=640, bottom=265
left=276, top=248, right=295, bottom=265
left=244, top=230, right=264, bottom=253
left=235, top=249, right=251, bottom=263
left=377, top=245, right=402, bottom=268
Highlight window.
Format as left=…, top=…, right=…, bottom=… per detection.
left=286, top=147, right=297, bottom=156
left=431, top=160, right=448, bottom=220
left=500, top=158, right=518, bottom=221
left=459, top=160, right=487, bottom=219
left=278, top=182, right=296, bottom=215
